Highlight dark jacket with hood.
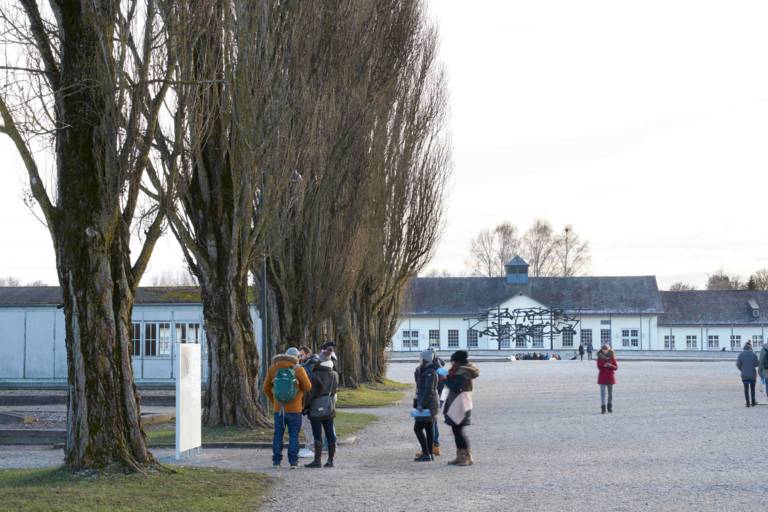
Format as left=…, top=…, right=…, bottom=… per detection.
left=414, top=362, right=439, bottom=419
left=443, top=363, right=480, bottom=426
left=307, top=361, right=339, bottom=419
left=737, top=345, right=759, bottom=381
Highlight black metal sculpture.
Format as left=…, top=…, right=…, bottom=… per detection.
left=464, top=306, right=581, bottom=351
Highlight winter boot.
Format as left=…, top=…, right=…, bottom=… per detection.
left=458, top=449, right=473, bottom=466
left=607, top=403, right=613, bottom=413
left=447, top=449, right=465, bottom=465
left=432, top=444, right=441, bottom=456
left=601, top=405, right=606, bottom=414
left=324, top=443, right=336, bottom=468
left=304, top=442, right=323, bottom=468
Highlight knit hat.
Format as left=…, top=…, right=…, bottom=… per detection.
left=420, top=349, right=433, bottom=362
left=286, top=347, right=300, bottom=357
left=450, top=350, right=469, bottom=365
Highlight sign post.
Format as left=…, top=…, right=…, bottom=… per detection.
left=175, top=343, right=202, bottom=460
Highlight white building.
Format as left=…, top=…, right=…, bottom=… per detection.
left=392, top=257, right=768, bottom=354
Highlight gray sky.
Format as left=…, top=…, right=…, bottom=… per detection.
left=1, top=0, right=767, bottom=289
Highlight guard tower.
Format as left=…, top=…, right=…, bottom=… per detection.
left=504, top=255, right=529, bottom=285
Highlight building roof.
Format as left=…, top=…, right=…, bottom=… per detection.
left=659, top=290, right=768, bottom=325
left=505, top=256, right=528, bottom=267
left=400, top=276, right=663, bottom=316
left=0, top=286, right=203, bottom=306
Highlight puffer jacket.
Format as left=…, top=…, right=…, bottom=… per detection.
left=443, top=363, right=480, bottom=427
left=597, top=351, right=618, bottom=385
left=262, top=354, right=312, bottom=414
left=414, top=362, right=439, bottom=418
left=737, top=346, right=759, bottom=381
left=758, top=346, right=768, bottom=380
left=307, top=362, right=338, bottom=419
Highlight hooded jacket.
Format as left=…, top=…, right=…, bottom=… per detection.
left=758, top=345, right=768, bottom=380
left=597, top=350, right=618, bottom=385
left=443, top=363, right=479, bottom=426
left=414, top=361, right=440, bottom=418
left=737, top=346, right=759, bottom=381
left=263, top=354, right=312, bottom=414
left=307, top=361, right=339, bottom=419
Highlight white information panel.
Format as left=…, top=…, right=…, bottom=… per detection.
left=175, top=343, right=202, bottom=460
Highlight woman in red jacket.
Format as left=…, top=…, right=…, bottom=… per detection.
left=596, top=344, right=617, bottom=414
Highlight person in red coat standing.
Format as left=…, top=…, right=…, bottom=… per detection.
left=596, top=344, right=617, bottom=414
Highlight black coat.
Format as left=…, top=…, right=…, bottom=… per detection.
left=414, top=362, right=439, bottom=418
left=308, top=364, right=338, bottom=419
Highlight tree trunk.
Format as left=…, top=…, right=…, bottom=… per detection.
left=201, top=279, right=270, bottom=428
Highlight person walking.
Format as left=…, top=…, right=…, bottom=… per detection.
left=413, top=350, right=440, bottom=462
left=298, top=346, right=320, bottom=459
left=759, top=341, right=768, bottom=401
left=304, top=359, right=339, bottom=468
left=578, top=343, right=585, bottom=361
left=263, top=347, right=312, bottom=469
left=444, top=350, right=480, bottom=466
left=586, top=342, right=593, bottom=360
left=737, top=341, right=760, bottom=407
left=596, top=344, right=617, bottom=414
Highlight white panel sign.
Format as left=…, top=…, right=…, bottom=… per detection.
left=175, top=343, right=202, bottom=459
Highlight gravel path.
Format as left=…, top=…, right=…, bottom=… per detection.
left=2, top=361, right=767, bottom=511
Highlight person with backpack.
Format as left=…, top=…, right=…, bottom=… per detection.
left=413, top=350, right=439, bottom=462
left=597, top=344, right=617, bottom=414
left=759, top=342, right=768, bottom=400
left=263, top=347, right=312, bottom=468
left=443, top=350, right=479, bottom=466
left=304, top=359, right=339, bottom=468
left=298, top=346, right=320, bottom=459
left=737, top=341, right=760, bottom=407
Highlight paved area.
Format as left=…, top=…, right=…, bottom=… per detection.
left=1, top=361, right=766, bottom=511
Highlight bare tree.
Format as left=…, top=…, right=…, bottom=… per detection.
left=466, top=221, right=520, bottom=277
left=669, top=282, right=696, bottom=291
left=149, top=269, right=197, bottom=287
left=0, top=1, right=172, bottom=470
left=522, top=219, right=558, bottom=277
left=749, top=269, right=768, bottom=290
left=554, top=225, right=590, bottom=277
left=0, top=277, right=21, bottom=286
left=706, top=270, right=744, bottom=290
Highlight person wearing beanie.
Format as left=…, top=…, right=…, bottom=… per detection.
left=444, top=350, right=479, bottom=466
left=597, top=344, right=617, bottom=414
left=263, top=347, right=312, bottom=468
left=412, top=350, right=439, bottom=462
left=304, top=359, right=339, bottom=468
left=737, top=340, right=760, bottom=407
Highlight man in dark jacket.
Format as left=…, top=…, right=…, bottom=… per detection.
left=578, top=344, right=585, bottom=361
left=737, top=341, right=760, bottom=407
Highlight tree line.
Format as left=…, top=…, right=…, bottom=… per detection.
left=0, top=0, right=448, bottom=471
left=670, top=269, right=768, bottom=291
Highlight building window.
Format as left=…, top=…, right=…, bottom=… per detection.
left=580, top=329, right=593, bottom=348
left=600, top=320, right=611, bottom=325
left=562, top=329, right=574, bottom=347
left=600, top=329, right=611, bottom=346
left=730, top=335, right=741, bottom=350
left=145, top=323, right=171, bottom=357
left=131, top=323, right=141, bottom=357
left=429, top=330, right=440, bottom=349
left=158, top=323, right=171, bottom=357
left=499, top=331, right=511, bottom=349
left=707, top=335, right=719, bottom=350
left=621, top=329, right=639, bottom=348
left=402, top=330, right=411, bottom=349
left=515, top=332, right=526, bottom=348
left=753, top=335, right=764, bottom=348
left=447, top=329, right=459, bottom=348
left=145, top=323, right=157, bottom=357
left=664, top=335, right=675, bottom=349
left=176, top=323, right=201, bottom=344
left=467, top=329, right=478, bottom=348
left=686, top=335, right=697, bottom=349
left=532, top=326, right=544, bottom=348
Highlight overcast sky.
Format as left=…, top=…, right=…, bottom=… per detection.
left=1, top=0, right=767, bottom=289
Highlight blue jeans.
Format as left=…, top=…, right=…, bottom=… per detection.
left=273, top=412, right=302, bottom=466
left=433, top=420, right=440, bottom=446
left=310, top=417, right=337, bottom=445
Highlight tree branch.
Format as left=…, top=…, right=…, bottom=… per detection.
left=19, top=0, right=60, bottom=91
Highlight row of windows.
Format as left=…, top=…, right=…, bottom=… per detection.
left=131, top=322, right=202, bottom=358
left=403, top=329, right=480, bottom=349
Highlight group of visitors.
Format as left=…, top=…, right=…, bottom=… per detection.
left=411, top=348, right=480, bottom=466
left=736, top=340, right=768, bottom=407
left=578, top=342, right=594, bottom=360
left=513, top=352, right=561, bottom=360
left=263, top=341, right=339, bottom=469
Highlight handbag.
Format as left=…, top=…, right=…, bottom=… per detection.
left=309, top=394, right=335, bottom=419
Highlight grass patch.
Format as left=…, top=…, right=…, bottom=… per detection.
left=147, top=410, right=377, bottom=446
left=335, top=379, right=409, bottom=408
left=0, top=467, right=271, bottom=512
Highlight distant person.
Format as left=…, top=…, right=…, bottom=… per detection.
left=415, top=348, right=446, bottom=458
left=737, top=341, right=760, bottom=407
left=412, top=350, right=439, bottom=462
left=759, top=342, right=768, bottom=400
left=298, top=346, right=320, bottom=459
left=263, top=347, right=312, bottom=468
left=596, top=344, right=617, bottom=414
left=578, top=344, right=585, bottom=361
left=444, top=350, right=480, bottom=466
left=586, top=343, right=593, bottom=360
left=304, top=358, right=339, bottom=468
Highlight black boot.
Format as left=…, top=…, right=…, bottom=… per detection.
left=601, top=405, right=606, bottom=414
left=324, top=443, right=336, bottom=468
left=607, top=403, right=613, bottom=413
left=305, top=442, right=323, bottom=468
